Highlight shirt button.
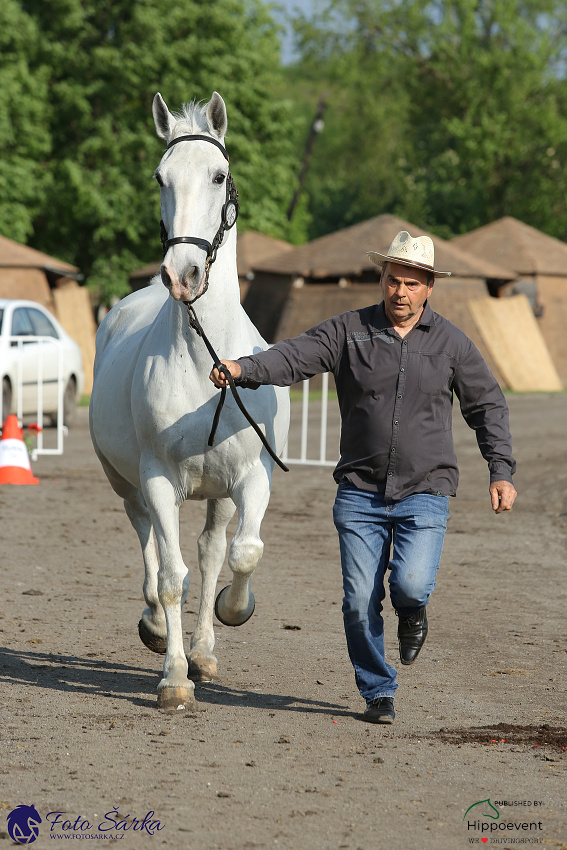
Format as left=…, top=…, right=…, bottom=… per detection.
left=387, top=472, right=393, bottom=476
left=394, top=420, right=399, bottom=425
left=397, top=394, right=402, bottom=399
left=403, top=340, right=407, bottom=346
left=391, top=448, right=396, bottom=452
left=400, top=367, right=405, bottom=372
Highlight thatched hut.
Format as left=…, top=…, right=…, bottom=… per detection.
left=453, top=217, right=567, bottom=383
left=0, top=235, right=96, bottom=392
left=243, top=213, right=517, bottom=385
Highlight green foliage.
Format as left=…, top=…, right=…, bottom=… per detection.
left=7, top=0, right=567, bottom=298
left=288, top=0, right=567, bottom=241
left=4, top=0, right=307, bottom=303
left=0, top=1, right=50, bottom=242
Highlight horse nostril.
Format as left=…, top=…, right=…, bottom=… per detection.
left=184, top=266, right=198, bottom=283
left=161, top=267, right=172, bottom=289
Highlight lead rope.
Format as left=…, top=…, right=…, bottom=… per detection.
left=186, top=305, right=289, bottom=473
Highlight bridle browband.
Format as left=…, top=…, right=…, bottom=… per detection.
left=159, top=133, right=239, bottom=304
left=166, top=134, right=229, bottom=160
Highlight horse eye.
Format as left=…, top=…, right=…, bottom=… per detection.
left=154, top=172, right=164, bottom=187
left=214, top=173, right=226, bottom=185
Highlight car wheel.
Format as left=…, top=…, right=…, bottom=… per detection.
left=63, top=377, right=78, bottom=427
left=2, top=378, right=12, bottom=423
left=51, top=377, right=78, bottom=428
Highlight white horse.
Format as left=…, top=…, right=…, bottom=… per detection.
left=89, top=92, right=290, bottom=710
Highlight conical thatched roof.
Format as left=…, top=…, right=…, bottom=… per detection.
left=0, top=234, right=80, bottom=277
left=452, top=217, right=567, bottom=276
left=237, top=231, right=294, bottom=278
left=256, top=214, right=516, bottom=281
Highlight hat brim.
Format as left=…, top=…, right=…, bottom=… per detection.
left=366, top=251, right=451, bottom=278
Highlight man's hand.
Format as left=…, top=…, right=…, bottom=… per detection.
left=209, top=359, right=242, bottom=388
left=490, top=480, right=517, bottom=514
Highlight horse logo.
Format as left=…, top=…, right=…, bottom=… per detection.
left=462, top=798, right=500, bottom=822
left=6, top=805, right=42, bottom=844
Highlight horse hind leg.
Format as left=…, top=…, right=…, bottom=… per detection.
left=215, top=469, right=270, bottom=627
left=188, top=497, right=236, bottom=682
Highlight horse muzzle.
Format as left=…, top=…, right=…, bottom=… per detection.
left=161, top=262, right=206, bottom=303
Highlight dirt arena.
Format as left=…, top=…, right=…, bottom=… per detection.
left=1, top=393, right=565, bottom=849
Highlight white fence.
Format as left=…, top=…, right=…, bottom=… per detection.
left=1, top=337, right=66, bottom=458
left=282, top=372, right=340, bottom=467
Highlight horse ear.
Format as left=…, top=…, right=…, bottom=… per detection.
left=153, top=92, right=176, bottom=142
left=205, top=92, right=228, bottom=139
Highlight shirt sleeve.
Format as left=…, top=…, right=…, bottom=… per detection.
left=236, top=315, right=345, bottom=388
left=452, top=338, right=516, bottom=484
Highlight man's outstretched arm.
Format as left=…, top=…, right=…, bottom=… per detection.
left=209, top=316, right=346, bottom=390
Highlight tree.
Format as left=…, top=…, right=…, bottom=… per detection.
left=289, top=0, right=567, bottom=240
left=0, top=1, right=50, bottom=243
left=6, top=0, right=307, bottom=302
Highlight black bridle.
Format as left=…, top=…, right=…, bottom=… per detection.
left=159, top=134, right=239, bottom=305
left=157, top=132, right=288, bottom=473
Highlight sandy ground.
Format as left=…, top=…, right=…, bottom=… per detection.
left=0, top=393, right=565, bottom=849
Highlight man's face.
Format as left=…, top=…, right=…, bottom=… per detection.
left=380, top=261, right=434, bottom=326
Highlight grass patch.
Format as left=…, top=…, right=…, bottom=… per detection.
left=80, top=394, right=90, bottom=407
left=289, top=389, right=338, bottom=402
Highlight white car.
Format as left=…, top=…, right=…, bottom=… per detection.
left=0, top=299, right=84, bottom=426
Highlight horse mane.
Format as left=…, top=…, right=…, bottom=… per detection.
left=171, top=100, right=210, bottom=135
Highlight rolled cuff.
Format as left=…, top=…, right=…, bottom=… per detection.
left=489, top=464, right=515, bottom=485
left=235, top=358, right=261, bottom=390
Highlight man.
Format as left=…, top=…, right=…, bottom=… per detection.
left=210, top=231, right=517, bottom=724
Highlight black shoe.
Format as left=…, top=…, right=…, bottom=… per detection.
left=397, top=607, right=428, bottom=666
left=363, top=696, right=395, bottom=724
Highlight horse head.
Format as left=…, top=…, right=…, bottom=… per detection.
left=152, top=92, right=233, bottom=304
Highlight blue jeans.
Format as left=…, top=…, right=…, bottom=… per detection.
left=332, top=481, right=449, bottom=701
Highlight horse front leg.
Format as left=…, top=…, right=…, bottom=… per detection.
left=142, top=472, right=195, bottom=710
left=215, top=467, right=271, bottom=627
left=188, top=497, right=236, bottom=681
left=122, top=494, right=167, bottom=655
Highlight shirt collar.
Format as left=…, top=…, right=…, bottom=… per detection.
left=418, top=301, right=436, bottom=326
left=375, top=299, right=436, bottom=332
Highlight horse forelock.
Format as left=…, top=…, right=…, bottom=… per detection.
left=170, top=100, right=211, bottom=137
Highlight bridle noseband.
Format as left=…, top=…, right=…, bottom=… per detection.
left=159, top=134, right=239, bottom=304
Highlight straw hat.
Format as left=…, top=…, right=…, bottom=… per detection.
left=366, top=231, right=451, bottom=278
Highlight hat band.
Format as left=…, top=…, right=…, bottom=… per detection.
left=386, top=254, right=434, bottom=271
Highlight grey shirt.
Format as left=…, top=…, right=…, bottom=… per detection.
left=238, top=301, right=516, bottom=500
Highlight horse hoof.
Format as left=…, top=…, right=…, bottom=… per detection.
left=138, top=618, right=167, bottom=654
left=156, top=686, right=198, bottom=711
left=187, top=652, right=218, bottom=682
left=214, top=585, right=255, bottom=627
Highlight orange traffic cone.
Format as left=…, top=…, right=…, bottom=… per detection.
left=0, top=415, right=39, bottom=485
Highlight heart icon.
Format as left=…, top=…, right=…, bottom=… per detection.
left=481, top=839, right=488, bottom=844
